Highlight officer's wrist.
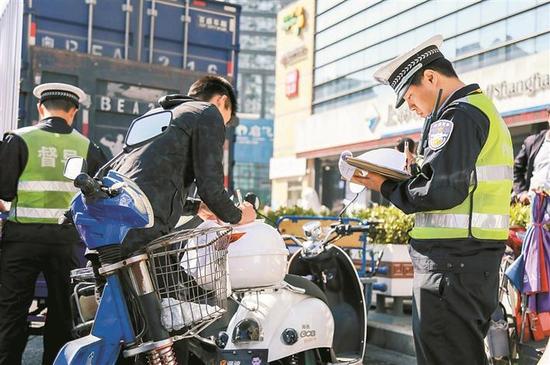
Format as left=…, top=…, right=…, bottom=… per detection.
left=381, top=180, right=398, bottom=200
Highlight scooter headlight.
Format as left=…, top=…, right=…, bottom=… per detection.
left=232, top=319, right=262, bottom=342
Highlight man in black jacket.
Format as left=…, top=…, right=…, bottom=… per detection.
left=513, top=107, right=550, bottom=203
left=113, top=75, right=256, bottom=255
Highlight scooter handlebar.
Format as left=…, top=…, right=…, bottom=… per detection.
left=74, top=173, right=108, bottom=202
left=334, top=224, right=370, bottom=236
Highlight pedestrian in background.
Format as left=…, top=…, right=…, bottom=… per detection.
left=395, top=137, right=418, bottom=175
left=513, top=107, right=550, bottom=203
left=352, top=35, right=514, bottom=365
left=0, top=83, right=107, bottom=365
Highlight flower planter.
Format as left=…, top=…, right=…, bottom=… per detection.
left=370, top=244, right=413, bottom=309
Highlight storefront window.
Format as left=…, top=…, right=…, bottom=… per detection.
left=480, top=47, right=506, bottom=67
left=455, top=30, right=481, bottom=57
left=481, top=0, right=508, bottom=24
left=313, top=66, right=377, bottom=103
left=312, top=1, right=549, bottom=114
left=316, top=0, right=345, bottom=15
left=316, top=0, right=379, bottom=33
left=433, top=13, right=458, bottom=39
left=454, top=54, right=480, bottom=73
left=506, top=10, right=537, bottom=41
left=439, top=37, right=457, bottom=59
left=455, top=4, right=481, bottom=34
left=506, top=38, right=536, bottom=60
left=535, top=33, right=550, bottom=53
left=507, top=0, right=537, bottom=15
left=480, top=21, right=506, bottom=49
left=535, top=4, right=550, bottom=33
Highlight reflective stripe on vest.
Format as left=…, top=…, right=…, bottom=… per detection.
left=415, top=212, right=509, bottom=230
left=476, top=165, right=513, bottom=182
left=8, top=126, right=89, bottom=224
left=17, top=181, right=78, bottom=192
left=410, top=91, right=513, bottom=241
left=9, top=207, right=69, bottom=220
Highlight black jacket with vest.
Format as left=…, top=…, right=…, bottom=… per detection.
left=513, top=129, right=548, bottom=195
left=112, top=95, right=242, bottom=254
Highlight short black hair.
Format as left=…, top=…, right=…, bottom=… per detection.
left=410, top=57, right=458, bottom=86
left=41, top=98, right=77, bottom=112
left=396, top=137, right=416, bottom=153
left=188, top=75, right=238, bottom=116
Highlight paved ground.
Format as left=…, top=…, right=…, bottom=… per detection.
left=23, top=336, right=416, bottom=364
left=364, top=344, right=416, bottom=365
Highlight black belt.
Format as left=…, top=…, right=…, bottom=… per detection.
left=411, top=254, right=501, bottom=274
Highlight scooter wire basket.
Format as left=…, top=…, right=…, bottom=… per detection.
left=145, top=226, right=232, bottom=338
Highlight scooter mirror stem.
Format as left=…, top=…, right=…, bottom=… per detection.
left=337, top=192, right=361, bottom=222
left=94, top=149, right=127, bottom=179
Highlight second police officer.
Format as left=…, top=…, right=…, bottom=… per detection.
left=0, top=83, right=107, bottom=365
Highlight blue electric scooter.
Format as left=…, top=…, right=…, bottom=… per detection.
left=54, top=110, right=231, bottom=364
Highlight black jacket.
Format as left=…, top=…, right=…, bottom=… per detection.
left=513, top=129, right=548, bottom=195
left=113, top=95, right=242, bottom=254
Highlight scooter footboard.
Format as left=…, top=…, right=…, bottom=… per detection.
left=54, top=335, right=121, bottom=365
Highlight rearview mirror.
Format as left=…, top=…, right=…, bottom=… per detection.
left=64, top=157, right=86, bottom=180
left=302, top=221, right=322, bottom=240
left=125, top=110, right=172, bottom=147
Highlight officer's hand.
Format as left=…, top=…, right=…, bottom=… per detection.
left=237, top=202, right=256, bottom=225
left=351, top=172, right=387, bottom=192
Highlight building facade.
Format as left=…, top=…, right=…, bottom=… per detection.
left=273, top=0, right=550, bottom=210
left=270, top=0, right=315, bottom=209
left=230, top=0, right=293, bottom=204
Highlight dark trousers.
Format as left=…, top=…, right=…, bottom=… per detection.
left=0, top=241, right=73, bottom=365
left=409, top=245, right=504, bottom=365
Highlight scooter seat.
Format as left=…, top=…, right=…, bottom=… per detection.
left=284, top=274, right=328, bottom=305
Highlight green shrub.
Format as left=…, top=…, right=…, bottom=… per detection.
left=268, top=202, right=528, bottom=243
left=264, top=206, right=329, bottom=227
left=351, top=205, right=413, bottom=244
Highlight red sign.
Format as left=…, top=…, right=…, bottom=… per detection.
left=285, top=69, right=300, bottom=98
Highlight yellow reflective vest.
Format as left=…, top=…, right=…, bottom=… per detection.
left=8, top=126, right=89, bottom=224
left=410, top=92, right=513, bottom=241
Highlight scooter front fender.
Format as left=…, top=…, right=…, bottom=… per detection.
left=53, top=335, right=120, bottom=365
left=54, top=275, right=135, bottom=365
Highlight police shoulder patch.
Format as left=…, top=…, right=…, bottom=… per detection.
left=428, top=119, right=454, bottom=151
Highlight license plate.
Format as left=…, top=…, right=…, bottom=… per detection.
left=217, top=349, right=268, bottom=365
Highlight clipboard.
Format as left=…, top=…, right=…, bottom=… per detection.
left=345, top=156, right=411, bottom=181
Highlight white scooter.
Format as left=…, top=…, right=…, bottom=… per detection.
left=191, top=197, right=368, bottom=364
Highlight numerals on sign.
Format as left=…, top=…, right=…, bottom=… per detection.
left=158, top=56, right=170, bottom=66
left=207, top=64, right=218, bottom=74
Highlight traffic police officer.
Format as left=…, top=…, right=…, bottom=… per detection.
left=353, top=35, right=513, bottom=364
left=0, top=83, right=107, bottom=365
